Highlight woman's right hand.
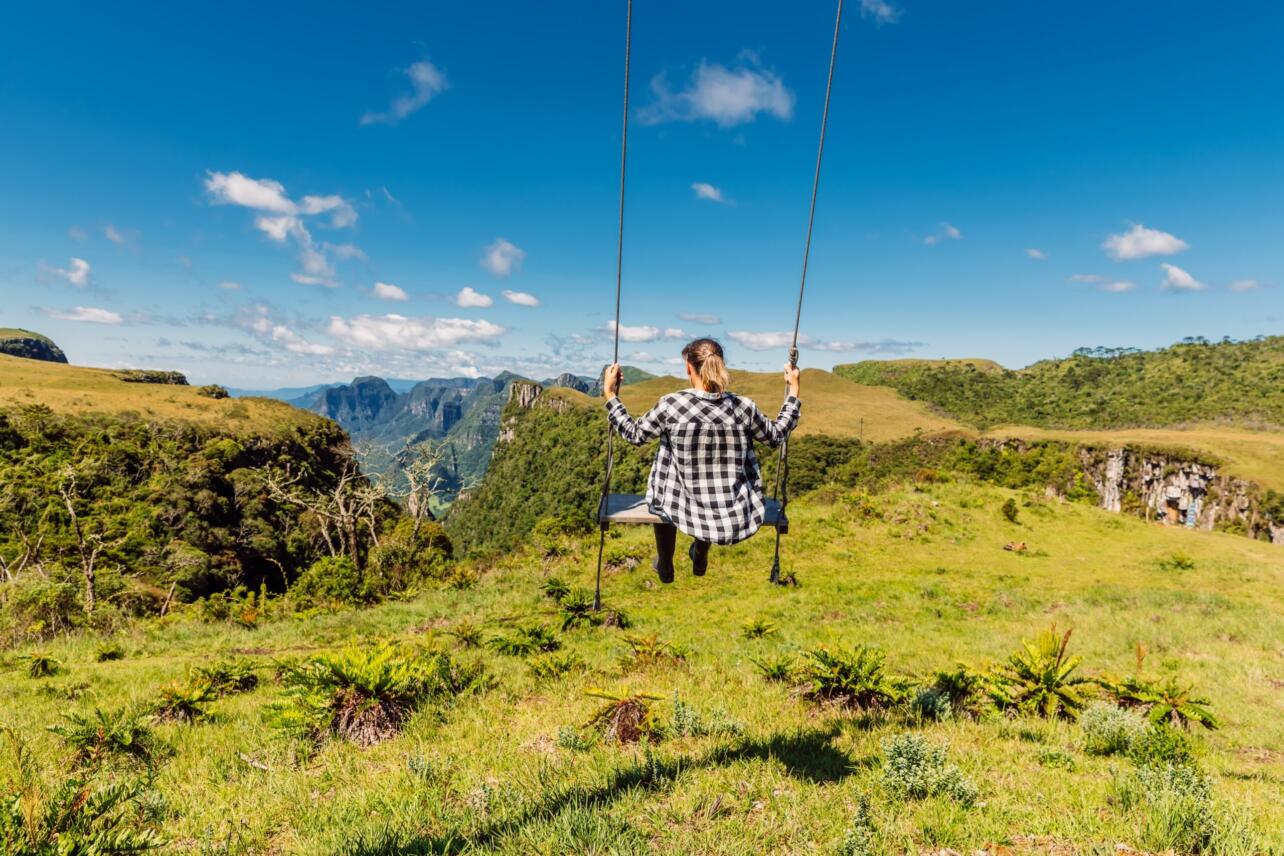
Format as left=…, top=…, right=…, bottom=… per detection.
left=784, top=363, right=800, bottom=398
left=603, top=363, right=623, bottom=399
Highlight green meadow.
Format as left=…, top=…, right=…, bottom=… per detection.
left=4, top=481, right=1282, bottom=854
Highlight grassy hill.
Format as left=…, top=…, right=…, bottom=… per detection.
left=0, top=328, right=68, bottom=363
left=0, top=353, right=318, bottom=435
left=837, top=336, right=1284, bottom=431
left=3, top=482, right=1282, bottom=852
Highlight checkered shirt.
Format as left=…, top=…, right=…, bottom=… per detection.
left=606, top=390, right=801, bottom=545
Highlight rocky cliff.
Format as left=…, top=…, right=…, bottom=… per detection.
left=0, top=329, right=68, bottom=363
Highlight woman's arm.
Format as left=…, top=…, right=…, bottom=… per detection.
left=606, top=397, right=668, bottom=445
left=748, top=364, right=802, bottom=447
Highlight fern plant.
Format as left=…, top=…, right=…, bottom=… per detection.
left=447, top=620, right=484, bottom=648
left=1104, top=675, right=1219, bottom=731
left=191, top=659, right=259, bottom=696
left=741, top=617, right=779, bottom=640
left=584, top=688, right=664, bottom=744
left=94, top=643, right=126, bottom=663
left=0, top=729, right=163, bottom=853
left=528, top=651, right=585, bottom=681
left=270, top=644, right=486, bottom=746
left=558, top=589, right=631, bottom=631
left=541, top=577, right=571, bottom=601
left=488, top=625, right=561, bottom=657
left=153, top=679, right=217, bottom=723
left=798, top=645, right=906, bottom=710
left=989, top=626, right=1094, bottom=719
left=619, top=633, right=687, bottom=671
left=22, top=651, right=62, bottom=679
left=48, top=707, right=164, bottom=768
left=751, top=654, right=796, bottom=683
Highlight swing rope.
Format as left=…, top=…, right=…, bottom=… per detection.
left=594, top=0, right=632, bottom=611
left=771, top=0, right=844, bottom=583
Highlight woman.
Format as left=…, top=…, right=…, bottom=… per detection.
left=603, top=337, right=801, bottom=583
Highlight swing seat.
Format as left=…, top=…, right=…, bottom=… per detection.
left=599, top=493, right=788, bottom=533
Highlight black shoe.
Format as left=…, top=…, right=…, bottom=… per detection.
left=689, top=542, right=708, bottom=576
left=652, top=557, right=674, bottom=584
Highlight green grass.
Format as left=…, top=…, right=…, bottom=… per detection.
left=3, top=481, right=1282, bottom=853
left=0, top=353, right=324, bottom=434
left=0, top=328, right=57, bottom=344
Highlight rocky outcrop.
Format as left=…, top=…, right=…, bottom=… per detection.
left=1079, top=446, right=1281, bottom=544
left=0, top=330, right=68, bottom=363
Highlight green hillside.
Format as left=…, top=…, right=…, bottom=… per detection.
left=3, top=481, right=1282, bottom=852
left=837, top=336, right=1284, bottom=430
left=0, top=328, right=68, bottom=363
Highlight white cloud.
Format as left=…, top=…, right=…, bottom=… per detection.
left=327, top=314, right=505, bottom=351
left=1227, top=279, right=1262, bottom=292
left=217, top=280, right=242, bottom=291
left=923, top=222, right=962, bottom=246
left=502, top=289, right=540, bottom=307
left=481, top=238, right=526, bottom=278
left=628, top=351, right=657, bottom=362
left=728, top=330, right=923, bottom=354
left=1103, top=223, right=1189, bottom=261
left=1026, top=248, right=1048, bottom=260
left=639, top=58, right=794, bottom=127
left=43, top=257, right=91, bottom=287
left=679, top=312, right=721, bottom=325
left=1069, top=273, right=1135, bottom=292
left=1160, top=263, right=1205, bottom=292
left=44, top=305, right=122, bottom=324
left=372, top=281, right=409, bottom=301
left=860, top=0, right=901, bottom=24
left=605, top=321, right=686, bottom=343
left=361, top=59, right=449, bottom=126
left=691, top=182, right=726, bottom=203
left=455, top=286, right=494, bottom=308
left=104, top=224, right=125, bottom=244
left=67, top=225, right=87, bottom=241
left=205, top=171, right=358, bottom=287
left=270, top=325, right=336, bottom=355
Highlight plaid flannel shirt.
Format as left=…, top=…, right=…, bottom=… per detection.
left=606, top=389, right=801, bottom=544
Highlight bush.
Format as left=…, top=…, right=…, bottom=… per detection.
left=909, top=687, right=953, bottom=722
left=94, top=642, right=126, bottom=662
left=1105, top=674, right=1218, bottom=730
left=798, top=645, right=905, bottom=710
left=528, top=651, right=585, bottom=681
left=22, top=651, right=62, bottom=679
left=751, top=654, right=795, bottom=683
left=989, top=626, right=1093, bottom=719
left=271, top=644, right=486, bottom=746
left=49, top=707, right=164, bottom=769
left=289, top=555, right=367, bottom=608
left=584, top=688, right=664, bottom=745
left=741, top=617, right=778, bottom=639
left=619, top=633, right=686, bottom=671
left=196, top=384, right=229, bottom=399
left=1128, top=725, right=1196, bottom=769
left=1001, top=497, right=1020, bottom=523
left=882, top=733, right=977, bottom=805
left=447, top=620, right=484, bottom=648
left=153, top=680, right=216, bottom=722
left=364, top=519, right=453, bottom=597
left=488, top=625, right=560, bottom=657
left=191, top=659, right=259, bottom=696
left=1081, top=701, right=1148, bottom=756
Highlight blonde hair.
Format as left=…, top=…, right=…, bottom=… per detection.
left=682, top=338, right=730, bottom=394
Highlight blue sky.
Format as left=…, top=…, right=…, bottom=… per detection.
left=2, top=0, right=1281, bottom=387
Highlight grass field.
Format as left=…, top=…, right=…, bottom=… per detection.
left=5, top=483, right=1282, bottom=854
left=0, top=354, right=322, bottom=434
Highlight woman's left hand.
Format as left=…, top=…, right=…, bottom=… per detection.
left=784, top=363, right=800, bottom=397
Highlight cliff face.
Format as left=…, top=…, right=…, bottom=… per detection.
left=0, top=330, right=68, bottom=364
left=1079, top=447, right=1282, bottom=544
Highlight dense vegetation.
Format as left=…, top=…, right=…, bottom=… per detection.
left=836, top=336, right=1284, bottom=430
left=0, top=404, right=451, bottom=645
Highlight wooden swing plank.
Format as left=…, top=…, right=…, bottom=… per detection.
left=599, top=493, right=788, bottom=533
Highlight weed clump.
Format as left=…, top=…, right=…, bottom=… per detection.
left=751, top=654, right=796, bottom=683
left=191, top=658, right=259, bottom=696
left=619, top=633, right=686, bottom=671
left=882, top=733, right=977, bottom=806
left=741, top=617, right=778, bottom=639
left=799, top=645, right=905, bottom=711
left=22, top=651, right=62, bottom=679
left=94, top=642, right=126, bottom=662
left=584, top=689, right=664, bottom=745
left=49, top=707, right=164, bottom=769
left=488, top=625, right=560, bottom=657
left=153, top=680, right=216, bottom=723
left=528, top=651, right=585, bottom=681
left=836, top=794, right=876, bottom=856
left=1080, top=701, right=1148, bottom=756
left=989, top=626, right=1092, bottom=719
left=1105, top=674, right=1218, bottom=730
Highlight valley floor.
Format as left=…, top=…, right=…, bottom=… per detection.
left=4, top=482, right=1283, bottom=854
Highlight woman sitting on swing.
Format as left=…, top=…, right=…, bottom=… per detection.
left=602, top=337, right=801, bottom=583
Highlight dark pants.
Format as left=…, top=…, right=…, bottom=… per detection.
left=653, top=523, right=710, bottom=579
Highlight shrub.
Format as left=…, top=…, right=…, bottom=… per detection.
left=196, top=384, right=229, bottom=399
left=924, top=665, right=986, bottom=719
left=751, top=654, right=796, bottom=683
left=1001, top=497, right=1020, bottom=523
left=1111, top=763, right=1240, bottom=855
left=541, top=577, right=571, bottom=602
left=1157, top=552, right=1196, bottom=573
left=191, top=659, right=259, bottom=696
left=798, top=645, right=905, bottom=711
left=1036, top=746, right=1077, bottom=770
left=1081, top=701, right=1148, bottom=756
left=558, top=589, right=630, bottom=631
left=837, top=794, right=876, bottom=856
left=488, top=625, right=560, bottom=657
left=271, top=644, right=486, bottom=746
left=667, top=694, right=742, bottom=739
left=882, top=733, right=977, bottom=806
left=909, top=687, right=952, bottom=722
left=1105, top=675, right=1218, bottom=730
left=557, top=725, right=594, bottom=751
left=49, top=707, right=164, bottom=768
left=989, top=626, right=1093, bottom=719
left=528, top=651, right=585, bottom=681
left=289, top=555, right=367, bottom=608
left=364, top=519, right=453, bottom=597
left=22, top=651, right=62, bottom=679
left=741, top=617, right=778, bottom=639
left=1128, top=725, right=1196, bottom=769
left=584, top=688, right=664, bottom=745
